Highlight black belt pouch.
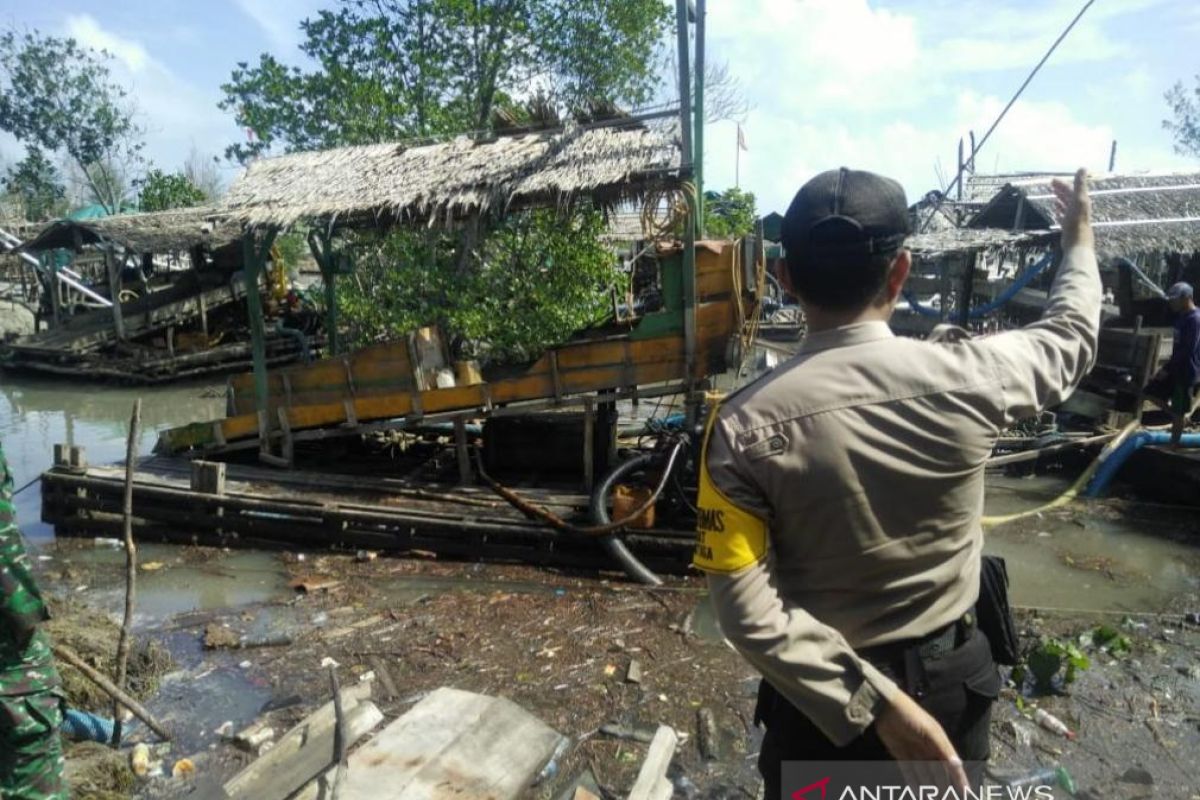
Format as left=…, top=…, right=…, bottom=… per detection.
left=977, top=554, right=1019, bottom=665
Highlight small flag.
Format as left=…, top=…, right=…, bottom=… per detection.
left=737, top=124, right=748, bottom=152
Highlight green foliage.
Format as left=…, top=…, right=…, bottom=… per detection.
left=2, top=146, right=66, bottom=221
left=273, top=232, right=308, bottom=272
left=1089, top=625, right=1132, bottom=655
left=0, top=28, right=144, bottom=214
left=221, top=0, right=670, bottom=357
left=1165, top=76, right=1200, bottom=159
left=138, top=169, right=207, bottom=212
left=1026, top=638, right=1090, bottom=692
left=218, top=0, right=671, bottom=162
left=704, top=187, right=757, bottom=239
left=339, top=208, right=619, bottom=361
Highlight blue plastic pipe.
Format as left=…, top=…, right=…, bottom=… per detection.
left=61, top=707, right=116, bottom=743
left=1084, top=431, right=1200, bottom=497
left=903, top=252, right=1055, bottom=320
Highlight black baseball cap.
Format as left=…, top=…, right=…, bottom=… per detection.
left=781, top=168, right=911, bottom=265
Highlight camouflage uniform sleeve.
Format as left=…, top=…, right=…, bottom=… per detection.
left=0, top=441, right=50, bottom=653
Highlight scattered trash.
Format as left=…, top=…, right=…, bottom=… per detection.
left=355, top=550, right=378, bottom=562
left=532, top=735, right=571, bottom=785
left=598, top=722, right=656, bottom=744
left=60, top=707, right=115, bottom=744
left=238, top=660, right=252, bottom=669
left=140, top=561, right=165, bottom=571
left=1004, top=765, right=1077, bottom=794
left=1033, top=708, right=1076, bottom=740
left=130, top=743, right=151, bottom=777
left=93, top=537, right=122, bottom=548
left=627, top=725, right=678, bottom=800
left=320, top=656, right=340, bottom=669
left=172, top=758, right=196, bottom=779
left=289, top=575, right=342, bottom=593
left=625, top=659, right=643, bottom=684
left=358, top=670, right=376, bottom=684
left=1120, top=766, right=1154, bottom=785
left=603, top=664, right=617, bottom=677
left=1002, top=719, right=1035, bottom=750
left=234, top=721, right=276, bottom=752
left=696, top=707, right=719, bottom=761
left=203, top=623, right=241, bottom=650
left=215, top=721, right=234, bottom=738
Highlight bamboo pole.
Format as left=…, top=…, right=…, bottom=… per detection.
left=111, top=398, right=141, bottom=746
left=52, top=644, right=171, bottom=741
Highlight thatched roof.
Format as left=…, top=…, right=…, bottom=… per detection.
left=969, top=172, right=1200, bottom=254
left=218, top=123, right=682, bottom=228
left=19, top=207, right=241, bottom=254
left=907, top=228, right=1045, bottom=257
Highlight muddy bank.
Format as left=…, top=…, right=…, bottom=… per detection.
left=45, top=548, right=1190, bottom=800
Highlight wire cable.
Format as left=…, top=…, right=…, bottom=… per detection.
left=919, top=0, right=1096, bottom=232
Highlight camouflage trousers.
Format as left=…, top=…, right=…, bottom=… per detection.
left=1, top=632, right=68, bottom=800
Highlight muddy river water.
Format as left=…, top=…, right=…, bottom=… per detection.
left=3, top=371, right=1200, bottom=771
left=4, top=373, right=1199, bottom=617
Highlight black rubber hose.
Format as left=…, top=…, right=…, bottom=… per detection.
left=590, top=452, right=665, bottom=587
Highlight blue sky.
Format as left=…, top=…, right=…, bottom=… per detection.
left=2, top=0, right=1198, bottom=214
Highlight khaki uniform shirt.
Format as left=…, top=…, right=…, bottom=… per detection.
left=694, top=245, right=1100, bottom=745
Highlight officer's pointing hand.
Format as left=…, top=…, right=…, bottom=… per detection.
left=875, top=691, right=970, bottom=795
left=1051, top=168, right=1093, bottom=251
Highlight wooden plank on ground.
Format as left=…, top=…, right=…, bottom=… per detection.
left=338, top=687, right=565, bottom=800
left=223, top=683, right=374, bottom=800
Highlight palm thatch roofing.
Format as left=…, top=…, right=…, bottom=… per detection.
left=969, top=172, right=1200, bottom=254
left=906, top=228, right=1046, bottom=257
left=19, top=207, right=241, bottom=255
left=217, top=123, right=682, bottom=229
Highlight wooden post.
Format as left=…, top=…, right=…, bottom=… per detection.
left=198, top=289, right=209, bottom=338
left=46, top=255, right=61, bottom=327
left=190, top=461, right=227, bottom=495
left=957, top=254, right=974, bottom=327
left=105, top=246, right=126, bottom=340
left=582, top=396, right=596, bottom=492
left=191, top=460, right=226, bottom=535
left=308, top=229, right=340, bottom=356
left=166, top=325, right=175, bottom=358
left=454, top=417, right=471, bottom=485
left=243, top=229, right=278, bottom=458
left=111, top=399, right=140, bottom=747
left=323, top=262, right=339, bottom=358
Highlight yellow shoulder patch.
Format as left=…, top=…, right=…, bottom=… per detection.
left=692, top=409, right=768, bottom=574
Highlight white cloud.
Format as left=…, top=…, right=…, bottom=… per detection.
left=709, top=0, right=924, bottom=112
left=55, top=16, right=241, bottom=187
left=65, top=14, right=152, bottom=73
left=708, top=92, right=1128, bottom=213
left=232, top=0, right=325, bottom=56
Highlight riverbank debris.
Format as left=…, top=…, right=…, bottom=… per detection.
left=334, top=686, right=564, bottom=799
left=627, top=724, right=678, bottom=800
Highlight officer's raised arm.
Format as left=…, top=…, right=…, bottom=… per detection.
left=975, top=169, right=1101, bottom=426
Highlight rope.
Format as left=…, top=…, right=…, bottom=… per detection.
left=641, top=183, right=693, bottom=241
left=475, top=441, right=684, bottom=536
left=981, top=419, right=1140, bottom=527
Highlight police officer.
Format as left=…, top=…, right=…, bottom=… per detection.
left=1, top=438, right=68, bottom=799
left=695, top=168, right=1097, bottom=796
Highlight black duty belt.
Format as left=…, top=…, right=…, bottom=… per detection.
left=858, top=608, right=976, bottom=665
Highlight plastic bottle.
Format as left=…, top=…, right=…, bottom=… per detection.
left=1005, top=766, right=1077, bottom=795
left=1033, top=708, right=1076, bottom=740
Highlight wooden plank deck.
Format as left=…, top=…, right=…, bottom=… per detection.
left=40, top=456, right=695, bottom=573
left=338, top=687, right=565, bottom=800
